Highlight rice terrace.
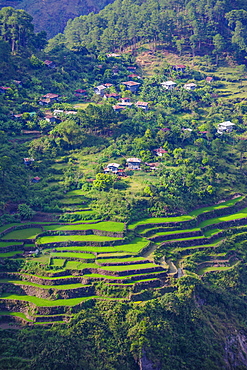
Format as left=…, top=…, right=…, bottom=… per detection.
left=0, top=194, right=247, bottom=325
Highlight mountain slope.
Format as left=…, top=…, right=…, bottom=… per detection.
left=5, top=0, right=114, bottom=38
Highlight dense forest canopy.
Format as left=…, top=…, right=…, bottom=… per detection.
left=59, top=0, right=247, bottom=62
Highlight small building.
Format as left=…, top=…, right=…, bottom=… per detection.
left=94, top=85, right=107, bottom=95
left=104, top=93, right=120, bottom=100
left=161, top=81, right=177, bottom=90
left=153, top=148, right=168, bottom=157
left=135, top=101, right=149, bottom=111
left=74, top=89, right=87, bottom=96
left=13, top=80, right=22, bottom=87
left=24, top=158, right=34, bottom=165
left=127, top=66, right=137, bottom=71
left=44, top=60, right=56, bottom=68
left=126, top=158, right=141, bottom=170
left=113, top=105, right=126, bottom=112
left=118, top=102, right=133, bottom=108
left=107, top=53, right=121, bottom=58
left=145, top=162, right=160, bottom=170
left=104, top=163, right=121, bottom=173
left=32, top=176, right=41, bottom=183
left=128, top=74, right=140, bottom=79
left=104, top=83, right=113, bottom=88
left=172, top=64, right=186, bottom=72
left=0, top=86, right=11, bottom=93
left=184, top=83, right=197, bottom=91
left=217, top=121, right=235, bottom=134
left=205, top=76, right=214, bottom=83
left=53, top=109, right=64, bottom=116
left=40, top=93, right=60, bottom=105
left=121, top=81, right=140, bottom=93
left=120, top=97, right=131, bottom=103
left=44, top=114, right=57, bottom=123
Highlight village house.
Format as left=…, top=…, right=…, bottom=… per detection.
left=184, top=83, right=197, bottom=90
left=31, top=176, right=41, bottom=183
left=113, top=105, right=126, bottom=112
left=120, top=97, right=131, bottom=103
left=118, top=102, right=133, bottom=108
left=53, top=109, right=64, bottom=117
left=153, top=148, right=168, bottom=157
left=104, top=93, right=120, bottom=100
left=161, top=81, right=177, bottom=90
left=39, top=93, right=60, bottom=105
left=107, top=53, right=121, bottom=58
left=44, top=114, right=57, bottom=123
left=74, top=89, right=87, bottom=97
left=145, top=162, right=160, bottom=171
left=94, top=84, right=113, bottom=96
left=23, top=158, right=34, bottom=166
left=128, top=74, right=140, bottom=79
left=121, top=81, right=140, bottom=93
left=43, top=60, right=56, bottom=68
left=127, top=66, right=137, bottom=71
left=205, top=76, right=214, bottom=83
left=0, top=86, right=11, bottom=93
left=127, top=157, right=141, bottom=170
left=217, top=121, right=235, bottom=134
left=135, top=101, right=149, bottom=111
left=13, top=80, right=22, bottom=87
left=172, top=64, right=186, bottom=72
left=104, top=163, right=121, bottom=173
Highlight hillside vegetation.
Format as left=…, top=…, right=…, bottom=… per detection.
left=1, top=3, right=247, bottom=369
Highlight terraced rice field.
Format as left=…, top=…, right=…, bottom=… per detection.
left=0, top=195, right=246, bottom=324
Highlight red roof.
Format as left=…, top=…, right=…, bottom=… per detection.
left=44, top=60, right=53, bottom=65
left=33, top=176, right=41, bottom=181
left=104, top=83, right=113, bottom=87
left=122, top=81, right=140, bottom=86
left=128, top=74, right=139, bottom=78
left=154, top=148, right=168, bottom=154
left=113, top=105, right=125, bottom=110
left=127, top=66, right=137, bottom=70
left=43, top=93, right=59, bottom=99
left=173, top=64, right=186, bottom=68
left=136, top=101, right=148, bottom=106
left=75, top=89, right=86, bottom=93
left=206, top=77, right=214, bottom=81
left=0, top=86, right=11, bottom=90
left=105, top=93, right=120, bottom=98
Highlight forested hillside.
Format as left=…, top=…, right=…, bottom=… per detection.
left=0, top=0, right=115, bottom=38
left=62, top=0, right=247, bottom=62
left=1, top=3, right=247, bottom=369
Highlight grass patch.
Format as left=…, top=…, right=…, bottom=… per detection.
left=150, top=228, right=201, bottom=238
left=199, top=207, right=247, bottom=228
left=189, top=196, right=243, bottom=217
left=0, top=242, right=23, bottom=248
left=198, top=260, right=240, bottom=275
left=100, top=262, right=159, bottom=272
left=0, top=251, right=23, bottom=258
left=0, top=293, right=98, bottom=306
left=51, top=259, right=65, bottom=267
left=43, top=221, right=124, bottom=233
left=0, top=279, right=88, bottom=290
left=203, top=229, right=222, bottom=237
left=2, top=228, right=42, bottom=240
left=0, top=311, right=33, bottom=322
left=51, top=252, right=95, bottom=259
left=98, top=257, right=145, bottom=264
left=65, top=261, right=98, bottom=269
left=128, top=215, right=193, bottom=229
left=37, top=235, right=122, bottom=244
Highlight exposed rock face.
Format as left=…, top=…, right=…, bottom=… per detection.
left=12, top=0, right=114, bottom=38
left=139, top=351, right=160, bottom=370
left=224, top=333, right=247, bottom=369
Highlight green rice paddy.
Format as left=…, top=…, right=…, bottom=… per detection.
left=0, top=293, right=98, bottom=306
left=2, top=228, right=43, bottom=240
left=44, top=221, right=124, bottom=232
left=188, top=196, right=243, bottom=217
left=128, top=215, right=194, bottom=229
left=199, top=207, right=247, bottom=227
left=0, top=242, right=23, bottom=248
left=37, top=235, right=122, bottom=244
left=50, top=252, right=95, bottom=259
